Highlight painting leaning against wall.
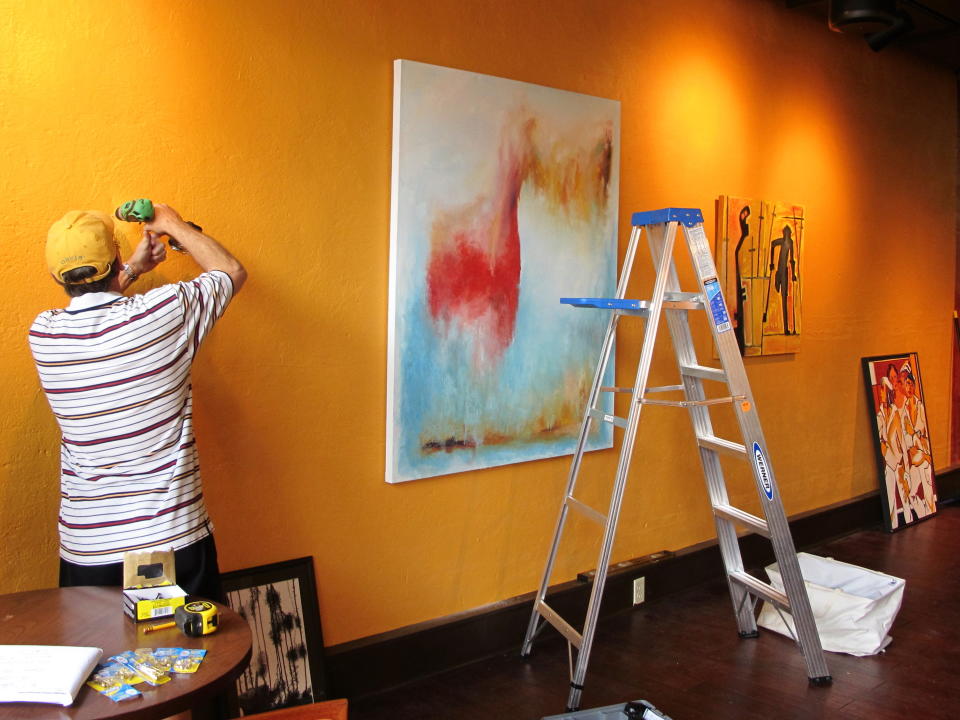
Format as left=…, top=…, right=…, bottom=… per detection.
left=862, top=353, right=937, bottom=532
left=221, top=557, right=327, bottom=717
left=386, top=60, right=621, bottom=483
left=715, top=196, right=804, bottom=356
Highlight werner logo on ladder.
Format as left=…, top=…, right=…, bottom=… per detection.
left=522, top=208, right=830, bottom=712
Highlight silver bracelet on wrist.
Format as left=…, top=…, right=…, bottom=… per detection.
left=123, top=264, right=140, bottom=281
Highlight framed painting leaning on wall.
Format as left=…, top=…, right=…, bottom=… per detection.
left=862, top=353, right=937, bottom=532
left=220, top=557, right=327, bottom=716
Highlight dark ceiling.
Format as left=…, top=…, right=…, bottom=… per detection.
left=785, top=0, right=960, bottom=72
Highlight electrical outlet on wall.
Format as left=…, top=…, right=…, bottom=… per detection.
left=633, top=577, right=645, bottom=605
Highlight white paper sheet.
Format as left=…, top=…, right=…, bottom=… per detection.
left=0, top=645, right=102, bottom=706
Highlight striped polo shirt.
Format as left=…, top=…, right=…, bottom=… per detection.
left=28, top=271, right=234, bottom=565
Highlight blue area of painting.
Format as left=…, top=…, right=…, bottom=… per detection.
left=396, top=279, right=615, bottom=481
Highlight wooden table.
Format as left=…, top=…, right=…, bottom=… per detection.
left=0, top=586, right=252, bottom=720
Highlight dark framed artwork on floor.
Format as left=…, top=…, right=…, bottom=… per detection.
left=862, top=353, right=937, bottom=532
left=221, top=556, right=327, bottom=716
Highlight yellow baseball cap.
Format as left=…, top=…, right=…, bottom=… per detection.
left=46, top=210, right=118, bottom=284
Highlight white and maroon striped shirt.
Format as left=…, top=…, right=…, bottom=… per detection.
left=28, top=271, right=234, bottom=565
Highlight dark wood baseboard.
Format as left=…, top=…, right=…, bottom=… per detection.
left=936, top=463, right=960, bottom=503
left=326, top=491, right=883, bottom=700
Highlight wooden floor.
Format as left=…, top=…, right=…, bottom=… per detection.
left=350, top=503, right=960, bottom=719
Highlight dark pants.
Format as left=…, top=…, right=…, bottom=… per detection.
left=58, top=534, right=222, bottom=601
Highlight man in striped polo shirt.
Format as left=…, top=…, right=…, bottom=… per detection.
left=29, top=204, right=247, bottom=599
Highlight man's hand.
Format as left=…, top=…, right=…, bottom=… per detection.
left=143, top=203, right=186, bottom=239
left=138, top=201, right=247, bottom=292
left=126, top=230, right=169, bottom=276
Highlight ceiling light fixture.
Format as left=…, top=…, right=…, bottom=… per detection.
left=828, top=0, right=914, bottom=51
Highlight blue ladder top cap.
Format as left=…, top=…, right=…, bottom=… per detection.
left=631, top=207, right=703, bottom=227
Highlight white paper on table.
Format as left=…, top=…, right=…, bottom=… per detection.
left=0, top=645, right=103, bottom=706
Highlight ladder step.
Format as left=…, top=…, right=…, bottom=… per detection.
left=729, top=571, right=790, bottom=611
left=697, top=435, right=747, bottom=458
left=712, top=503, right=770, bottom=537
left=680, top=364, right=728, bottom=383
left=663, top=292, right=704, bottom=311
left=536, top=600, right=583, bottom=649
left=589, top=408, right=628, bottom=429
left=565, top=496, right=608, bottom=526
left=663, top=291, right=701, bottom=303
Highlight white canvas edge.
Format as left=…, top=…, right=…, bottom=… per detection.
left=385, top=58, right=403, bottom=483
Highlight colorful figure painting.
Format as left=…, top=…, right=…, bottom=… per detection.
left=862, top=353, right=937, bottom=532
left=387, top=60, right=620, bottom=483
left=715, top=197, right=804, bottom=356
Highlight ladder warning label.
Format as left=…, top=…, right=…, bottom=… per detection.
left=753, top=442, right=774, bottom=500
left=704, top=279, right=732, bottom=333
left=689, top=226, right=717, bottom=278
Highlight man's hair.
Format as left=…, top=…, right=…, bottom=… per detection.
left=61, top=262, right=119, bottom=297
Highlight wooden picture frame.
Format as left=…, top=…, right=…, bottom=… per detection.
left=862, top=353, right=937, bottom=532
left=220, top=556, right=327, bottom=716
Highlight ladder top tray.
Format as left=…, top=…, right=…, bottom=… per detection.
left=631, top=207, right=703, bottom=227
left=561, top=297, right=651, bottom=311
left=561, top=293, right=704, bottom=312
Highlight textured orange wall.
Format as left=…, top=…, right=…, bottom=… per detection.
left=0, top=0, right=954, bottom=646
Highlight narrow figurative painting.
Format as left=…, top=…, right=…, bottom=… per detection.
left=716, top=197, right=803, bottom=355
left=387, top=60, right=620, bottom=483
left=862, top=353, right=937, bottom=532
left=716, top=196, right=761, bottom=355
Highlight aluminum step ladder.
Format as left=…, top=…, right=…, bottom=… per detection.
left=521, top=207, right=831, bottom=711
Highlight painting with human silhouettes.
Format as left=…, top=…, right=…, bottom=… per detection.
left=387, top=60, right=620, bottom=483
left=716, top=197, right=804, bottom=356
left=863, top=353, right=937, bottom=533
left=221, top=557, right=326, bottom=716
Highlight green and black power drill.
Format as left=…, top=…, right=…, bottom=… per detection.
left=115, top=198, right=202, bottom=253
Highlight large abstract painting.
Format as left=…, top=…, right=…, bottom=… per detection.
left=715, top=197, right=804, bottom=356
left=862, top=353, right=937, bottom=532
left=387, top=60, right=620, bottom=483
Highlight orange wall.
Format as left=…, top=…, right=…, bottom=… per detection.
left=0, top=0, right=955, bottom=646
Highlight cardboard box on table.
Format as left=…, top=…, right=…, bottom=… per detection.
left=121, top=549, right=187, bottom=621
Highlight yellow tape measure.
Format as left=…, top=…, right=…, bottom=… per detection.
left=174, top=600, right=219, bottom=637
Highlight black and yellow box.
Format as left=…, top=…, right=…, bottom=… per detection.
left=121, top=549, right=187, bottom=622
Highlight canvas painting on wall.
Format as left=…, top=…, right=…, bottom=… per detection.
left=387, top=60, right=620, bottom=483
left=716, top=197, right=804, bottom=356
left=862, top=353, right=937, bottom=532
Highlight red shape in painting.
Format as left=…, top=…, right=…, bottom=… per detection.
left=425, top=120, right=532, bottom=368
